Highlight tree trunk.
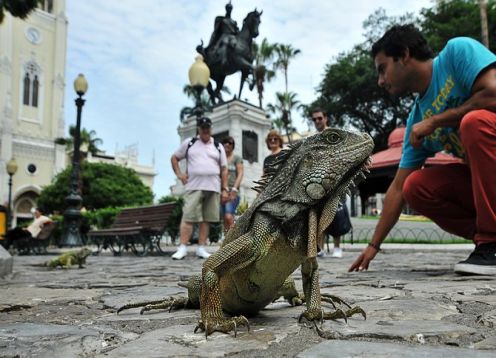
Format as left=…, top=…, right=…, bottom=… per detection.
left=479, top=0, right=489, bottom=47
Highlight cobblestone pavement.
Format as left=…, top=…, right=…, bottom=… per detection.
left=1, top=243, right=495, bottom=357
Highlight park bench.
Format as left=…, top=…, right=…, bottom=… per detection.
left=13, top=221, right=58, bottom=255
left=87, top=202, right=177, bottom=256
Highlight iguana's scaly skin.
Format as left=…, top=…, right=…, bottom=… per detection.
left=118, top=128, right=374, bottom=337
left=47, top=248, right=92, bottom=268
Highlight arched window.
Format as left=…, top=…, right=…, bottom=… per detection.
left=32, top=75, right=39, bottom=107
left=22, top=62, right=41, bottom=108
left=23, top=73, right=31, bottom=105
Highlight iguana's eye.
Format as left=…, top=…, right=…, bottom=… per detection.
left=325, top=131, right=341, bottom=144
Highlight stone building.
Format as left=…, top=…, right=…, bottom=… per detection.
left=0, top=0, right=67, bottom=225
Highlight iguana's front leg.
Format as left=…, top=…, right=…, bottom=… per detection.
left=63, top=256, right=73, bottom=268
left=195, top=233, right=256, bottom=337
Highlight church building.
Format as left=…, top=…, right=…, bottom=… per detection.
left=0, top=0, right=67, bottom=225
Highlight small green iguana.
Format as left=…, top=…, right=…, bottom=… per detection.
left=46, top=248, right=92, bottom=268
left=118, top=128, right=374, bottom=338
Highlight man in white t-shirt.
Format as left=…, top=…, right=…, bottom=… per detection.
left=170, top=117, right=228, bottom=259
left=3, top=208, right=52, bottom=249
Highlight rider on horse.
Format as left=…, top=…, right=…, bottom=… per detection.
left=206, top=2, right=239, bottom=68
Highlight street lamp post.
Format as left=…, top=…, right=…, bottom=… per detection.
left=6, top=158, right=18, bottom=229
left=60, top=74, right=88, bottom=247
left=188, top=55, right=210, bottom=122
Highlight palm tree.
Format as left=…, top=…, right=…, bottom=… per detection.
left=180, top=84, right=231, bottom=122
left=252, top=38, right=277, bottom=108
left=274, top=44, right=301, bottom=93
left=266, top=91, right=303, bottom=144
left=55, top=126, right=103, bottom=156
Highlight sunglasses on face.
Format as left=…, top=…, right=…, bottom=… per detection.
left=223, top=141, right=234, bottom=145
left=312, top=116, right=324, bottom=122
left=268, top=137, right=279, bottom=142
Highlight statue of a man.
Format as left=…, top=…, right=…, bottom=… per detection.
left=206, top=2, right=239, bottom=66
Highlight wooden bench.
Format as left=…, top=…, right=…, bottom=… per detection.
left=87, top=202, right=177, bottom=256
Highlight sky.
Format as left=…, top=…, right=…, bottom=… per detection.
left=63, top=0, right=433, bottom=200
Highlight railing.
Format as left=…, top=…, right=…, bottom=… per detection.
left=341, top=227, right=465, bottom=244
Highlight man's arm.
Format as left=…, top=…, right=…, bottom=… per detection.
left=220, top=165, right=229, bottom=202
left=349, top=168, right=416, bottom=272
left=410, top=67, right=496, bottom=147
left=171, top=154, right=188, bottom=185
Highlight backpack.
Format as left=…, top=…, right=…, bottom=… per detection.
left=185, top=137, right=222, bottom=163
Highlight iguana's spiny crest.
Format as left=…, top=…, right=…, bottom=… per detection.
left=255, top=128, right=373, bottom=204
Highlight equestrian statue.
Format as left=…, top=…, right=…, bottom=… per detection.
left=196, top=2, right=262, bottom=104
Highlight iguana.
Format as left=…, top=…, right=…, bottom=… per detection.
left=46, top=248, right=92, bottom=268
left=118, top=128, right=374, bottom=337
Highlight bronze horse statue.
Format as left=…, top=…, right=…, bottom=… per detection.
left=197, top=9, right=262, bottom=104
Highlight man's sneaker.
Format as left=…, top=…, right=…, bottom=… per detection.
left=171, top=244, right=187, bottom=260
left=317, top=250, right=326, bottom=258
left=196, top=246, right=211, bottom=259
left=454, top=243, right=496, bottom=275
left=332, top=247, right=343, bottom=258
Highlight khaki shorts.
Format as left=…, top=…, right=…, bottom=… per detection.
left=182, top=190, right=220, bottom=223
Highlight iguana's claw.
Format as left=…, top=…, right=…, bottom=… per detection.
left=138, top=297, right=189, bottom=314
left=194, top=315, right=250, bottom=338
left=299, top=305, right=366, bottom=325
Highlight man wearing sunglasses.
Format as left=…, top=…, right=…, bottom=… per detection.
left=311, top=108, right=351, bottom=258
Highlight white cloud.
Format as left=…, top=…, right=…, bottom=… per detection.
left=64, top=0, right=433, bottom=199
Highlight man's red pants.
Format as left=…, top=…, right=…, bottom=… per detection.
left=403, top=110, right=496, bottom=245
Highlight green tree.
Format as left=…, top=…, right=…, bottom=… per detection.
left=253, top=38, right=277, bottom=108
left=0, top=0, right=39, bottom=24
left=420, top=0, right=496, bottom=53
left=37, top=162, right=153, bottom=213
left=310, top=8, right=417, bottom=151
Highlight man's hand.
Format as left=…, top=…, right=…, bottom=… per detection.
left=177, top=173, right=188, bottom=185
left=410, top=117, right=435, bottom=148
left=348, top=245, right=379, bottom=272
left=221, top=190, right=229, bottom=204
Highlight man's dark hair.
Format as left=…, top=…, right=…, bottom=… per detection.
left=311, top=107, right=327, bottom=117
left=371, top=24, right=433, bottom=61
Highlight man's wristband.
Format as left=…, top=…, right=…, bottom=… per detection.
left=231, top=187, right=238, bottom=192
left=368, top=242, right=381, bottom=251
left=222, top=187, right=229, bottom=192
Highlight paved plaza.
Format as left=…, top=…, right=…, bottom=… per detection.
left=1, top=241, right=495, bottom=357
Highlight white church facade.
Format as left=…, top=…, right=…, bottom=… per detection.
left=0, top=1, right=155, bottom=228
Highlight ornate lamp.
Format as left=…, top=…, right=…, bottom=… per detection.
left=60, top=74, right=88, bottom=247
left=188, top=55, right=210, bottom=121
left=6, top=157, right=18, bottom=229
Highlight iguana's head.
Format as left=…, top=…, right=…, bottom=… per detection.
left=270, top=128, right=374, bottom=204
left=79, top=247, right=92, bottom=258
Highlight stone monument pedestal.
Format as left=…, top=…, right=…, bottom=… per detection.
left=174, top=99, right=272, bottom=204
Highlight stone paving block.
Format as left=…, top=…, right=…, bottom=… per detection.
left=326, top=318, right=478, bottom=345
left=104, top=322, right=301, bottom=358
left=359, top=298, right=458, bottom=320
left=0, top=245, right=12, bottom=277
left=298, top=340, right=496, bottom=357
